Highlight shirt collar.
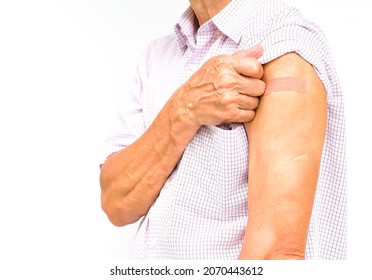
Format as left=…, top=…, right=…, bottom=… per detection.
left=174, top=0, right=263, bottom=51
left=174, top=7, right=197, bottom=52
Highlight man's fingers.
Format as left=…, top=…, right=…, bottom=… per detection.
left=237, top=95, right=260, bottom=110
left=230, top=57, right=263, bottom=79
left=236, top=109, right=256, bottom=123
left=233, top=44, right=263, bottom=59
left=236, top=77, right=266, bottom=97
left=231, top=45, right=264, bottom=79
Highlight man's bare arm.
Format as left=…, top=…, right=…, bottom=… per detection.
left=239, top=53, right=327, bottom=259
left=99, top=47, right=265, bottom=227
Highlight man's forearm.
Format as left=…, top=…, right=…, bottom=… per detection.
left=100, top=94, right=200, bottom=226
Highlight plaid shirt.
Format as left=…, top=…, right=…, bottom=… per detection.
left=101, top=0, right=347, bottom=260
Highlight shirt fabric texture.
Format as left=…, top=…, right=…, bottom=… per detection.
left=101, top=0, right=347, bottom=260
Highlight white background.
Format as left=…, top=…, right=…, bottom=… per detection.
left=0, top=0, right=371, bottom=278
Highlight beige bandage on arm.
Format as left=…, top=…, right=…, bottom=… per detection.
left=265, top=77, right=307, bottom=95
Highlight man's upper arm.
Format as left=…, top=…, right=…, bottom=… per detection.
left=240, top=52, right=327, bottom=259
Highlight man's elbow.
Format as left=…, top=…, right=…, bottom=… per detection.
left=241, top=245, right=306, bottom=260
left=267, top=248, right=305, bottom=260
left=101, top=195, right=141, bottom=227
left=100, top=165, right=133, bottom=226
left=263, top=238, right=306, bottom=259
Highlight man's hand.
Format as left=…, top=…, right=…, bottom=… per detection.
left=174, top=45, right=265, bottom=128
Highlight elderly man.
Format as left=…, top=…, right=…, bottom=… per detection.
left=99, top=0, right=347, bottom=260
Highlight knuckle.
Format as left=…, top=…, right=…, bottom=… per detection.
left=250, top=97, right=259, bottom=109
left=216, top=73, right=235, bottom=88
left=246, top=79, right=265, bottom=96
left=213, top=55, right=234, bottom=74
left=253, top=64, right=264, bottom=78
left=254, top=79, right=266, bottom=95
left=218, top=91, right=238, bottom=108
left=224, top=110, right=238, bottom=123
left=247, top=110, right=256, bottom=121
left=247, top=58, right=264, bottom=78
left=218, top=93, right=232, bottom=107
left=214, top=55, right=230, bottom=67
left=259, top=80, right=266, bottom=93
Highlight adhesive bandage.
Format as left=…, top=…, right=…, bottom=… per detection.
left=265, top=77, right=307, bottom=95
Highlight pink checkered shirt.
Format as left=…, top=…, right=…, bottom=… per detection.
left=101, top=0, right=347, bottom=259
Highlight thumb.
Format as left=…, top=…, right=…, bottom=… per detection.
left=233, top=44, right=263, bottom=59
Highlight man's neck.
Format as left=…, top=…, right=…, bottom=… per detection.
left=189, top=0, right=232, bottom=26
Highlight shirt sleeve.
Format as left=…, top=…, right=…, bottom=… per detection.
left=98, top=55, right=147, bottom=167
left=256, top=6, right=342, bottom=103
left=251, top=4, right=347, bottom=259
